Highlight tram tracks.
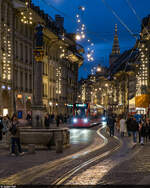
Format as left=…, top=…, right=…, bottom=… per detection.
left=0, top=126, right=122, bottom=185
left=52, top=135, right=121, bottom=185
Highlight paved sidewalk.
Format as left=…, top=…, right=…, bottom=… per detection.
left=97, top=133, right=150, bottom=185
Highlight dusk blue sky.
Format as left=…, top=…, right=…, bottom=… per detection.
left=32, top=0, right=150, bottom=80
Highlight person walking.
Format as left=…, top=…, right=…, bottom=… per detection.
left=115, top=115, right=120, bottom=132
left=47, top=113, right=51, bottom=127
left=126, top=115, right=132, bottom=136
left=144, top=118, right=150, bottom=143
left=139, top=118, right=147, bottom=145
left=2, top=116, right=10, bottom=143
left=56, top=115, right=60, bottom=127
left=119, top=115, right=126, bottom=137
left=9, top=116, right=24, bottom=156
left=26, top=112, right=32, bottom=126
left=107, top=113, right=116, bottom=136
left=130, top=116, right=139, bottom=145
left=44, top=114, right=49, bottom=128
left=0, top=117, right=3, bottom=141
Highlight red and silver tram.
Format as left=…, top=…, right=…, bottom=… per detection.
left=67, top=103, right=106, bottom=128
left=71, top=103, right=91, bottom=128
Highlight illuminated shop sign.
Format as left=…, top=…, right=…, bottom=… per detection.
left=76, top=104, right=87, bottom=107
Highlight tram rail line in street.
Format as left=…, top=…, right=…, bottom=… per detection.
left=0, top=126, right=122, bottom=185
left=31, top=127, right=122, bottom=185
left=52, top=133, right=122, bottom=185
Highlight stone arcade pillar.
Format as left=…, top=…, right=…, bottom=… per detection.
left=32, top=24, right=46, bottom=127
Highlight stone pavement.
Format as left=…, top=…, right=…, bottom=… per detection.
left=97, top=135, right=150, bottom=185
left=0, top=126, right=102, bottom=180
left=2, top=126, right=150, bottom=185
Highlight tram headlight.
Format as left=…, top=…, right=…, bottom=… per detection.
left=73, top=118, right=78, bottom=123
left=83, top=118, right=88, bottom=123
left=102, top=117, right=106, bottom=121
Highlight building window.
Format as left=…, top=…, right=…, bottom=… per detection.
left=25, top=45, right=28, bottom=63
left=20, top=43, right=23, bottom=61
left=29, top=27, right=32, bottom=39
left=25, top=24, right=28, bottom=37
left=30, top=48, right=32, bottom=64
left=15, top=70, right=18, bottom=88
left=1, top=4, right=5, bottom=22
left=20, top=71, right=23, bottom=89
left=25, top=73, right=28, bottom=91
left=7, top=7, right=10, bottom=26
left=15, top=41, right=18, bottom=58
left=29, top=74, right=32, bottom=91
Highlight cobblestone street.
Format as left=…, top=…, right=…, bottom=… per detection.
left=1, top=126, right=150, bottom=185
left=0, top=126, right=102, bottom=183
left=98, top=142, right=150, bottom=185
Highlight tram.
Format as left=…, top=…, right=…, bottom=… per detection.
left=71, top=103, right=91, bottom=128
left=67, top=103, right=106, bottom=128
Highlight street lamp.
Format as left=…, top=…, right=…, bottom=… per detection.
left=49, top=102, right=52, bottom=106
left=97, top=67, right=101, bottom=72
left=75, top=33, right=81, bottom=41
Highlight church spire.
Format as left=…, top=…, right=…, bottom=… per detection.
left=112, top=24, right=120, bottom=55
left=109, top=24, right=120, bottom=65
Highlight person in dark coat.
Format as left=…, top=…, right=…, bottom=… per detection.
left=107, top=114, right=116, bottom=136
left=144, top=118, right=150, bottom=143
left=139, top=119, right=145, bottom=145
left=26, top=112, right=32, bottom=126
left=0, top=117, right=3, bottom=140
left=126, top=115, right=132, bottom=136
left=56, top=115, right=60, bottom=127
left=9, top=116, right=24, bottom=156
left=130, top=116, right=139, bottom=144
left=47, top=113, right=51, bottom=127
left=44, top=114, right=49, bottom=128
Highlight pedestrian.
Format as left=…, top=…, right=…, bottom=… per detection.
left=2, top=116, right=10, bottom=143
left=9, top=116, right=24, bottom=156
left=144, top=118, right=150, bottom=143
left=0, top=117, right=3, bottom=141
left=130, top=116, right=139, bottom=145
left=126, top=115, right=132, bottom=136
left=64, top=114, right=67, bottom=123
left=11, top=113, right=17, bottom=121
left=116, top=115, right=121, bottom=132
left=6, top=114, right=10, bottom=120
left=107, top=113, right=116, bottom=136
left=51, top=114, right=54, bottom=124
left=139, top=119, right=145, bottom=145
left=26, top=112, right=32, bottom=126
left=56, top=114, right=60, bottom=127
left=47, top=113, right=51, bottom=127
left=119, top=115, right=126, bottom=137
left=44, top=114, right=49, bottom=128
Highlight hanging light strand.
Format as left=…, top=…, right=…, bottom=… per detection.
left=20, top=0, right=33, bottom=25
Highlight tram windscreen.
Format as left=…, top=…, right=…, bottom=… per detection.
left=74, top=104, right=88, bottom=118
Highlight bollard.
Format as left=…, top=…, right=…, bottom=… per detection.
left=56, top=140, right=63, bottom=153
left=28, top=144, right=35, bottom=154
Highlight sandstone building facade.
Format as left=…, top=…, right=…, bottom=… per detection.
left=0, top=0, right=83, bottom=118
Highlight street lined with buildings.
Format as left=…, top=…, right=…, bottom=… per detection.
left=1, top=0, right=150, bottom=186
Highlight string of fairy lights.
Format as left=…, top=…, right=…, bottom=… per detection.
left=19, top=0, right=149, bottom=76
left=20, top=0, right=33, bottom=24
left=74, top=6, right=95, bottom=62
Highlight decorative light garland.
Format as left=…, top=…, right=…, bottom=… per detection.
left=20, top=0, right=33, bottom=25
left=2, top=23, right=12, bottom=81
left=75, top=5, right=95, bottom=62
